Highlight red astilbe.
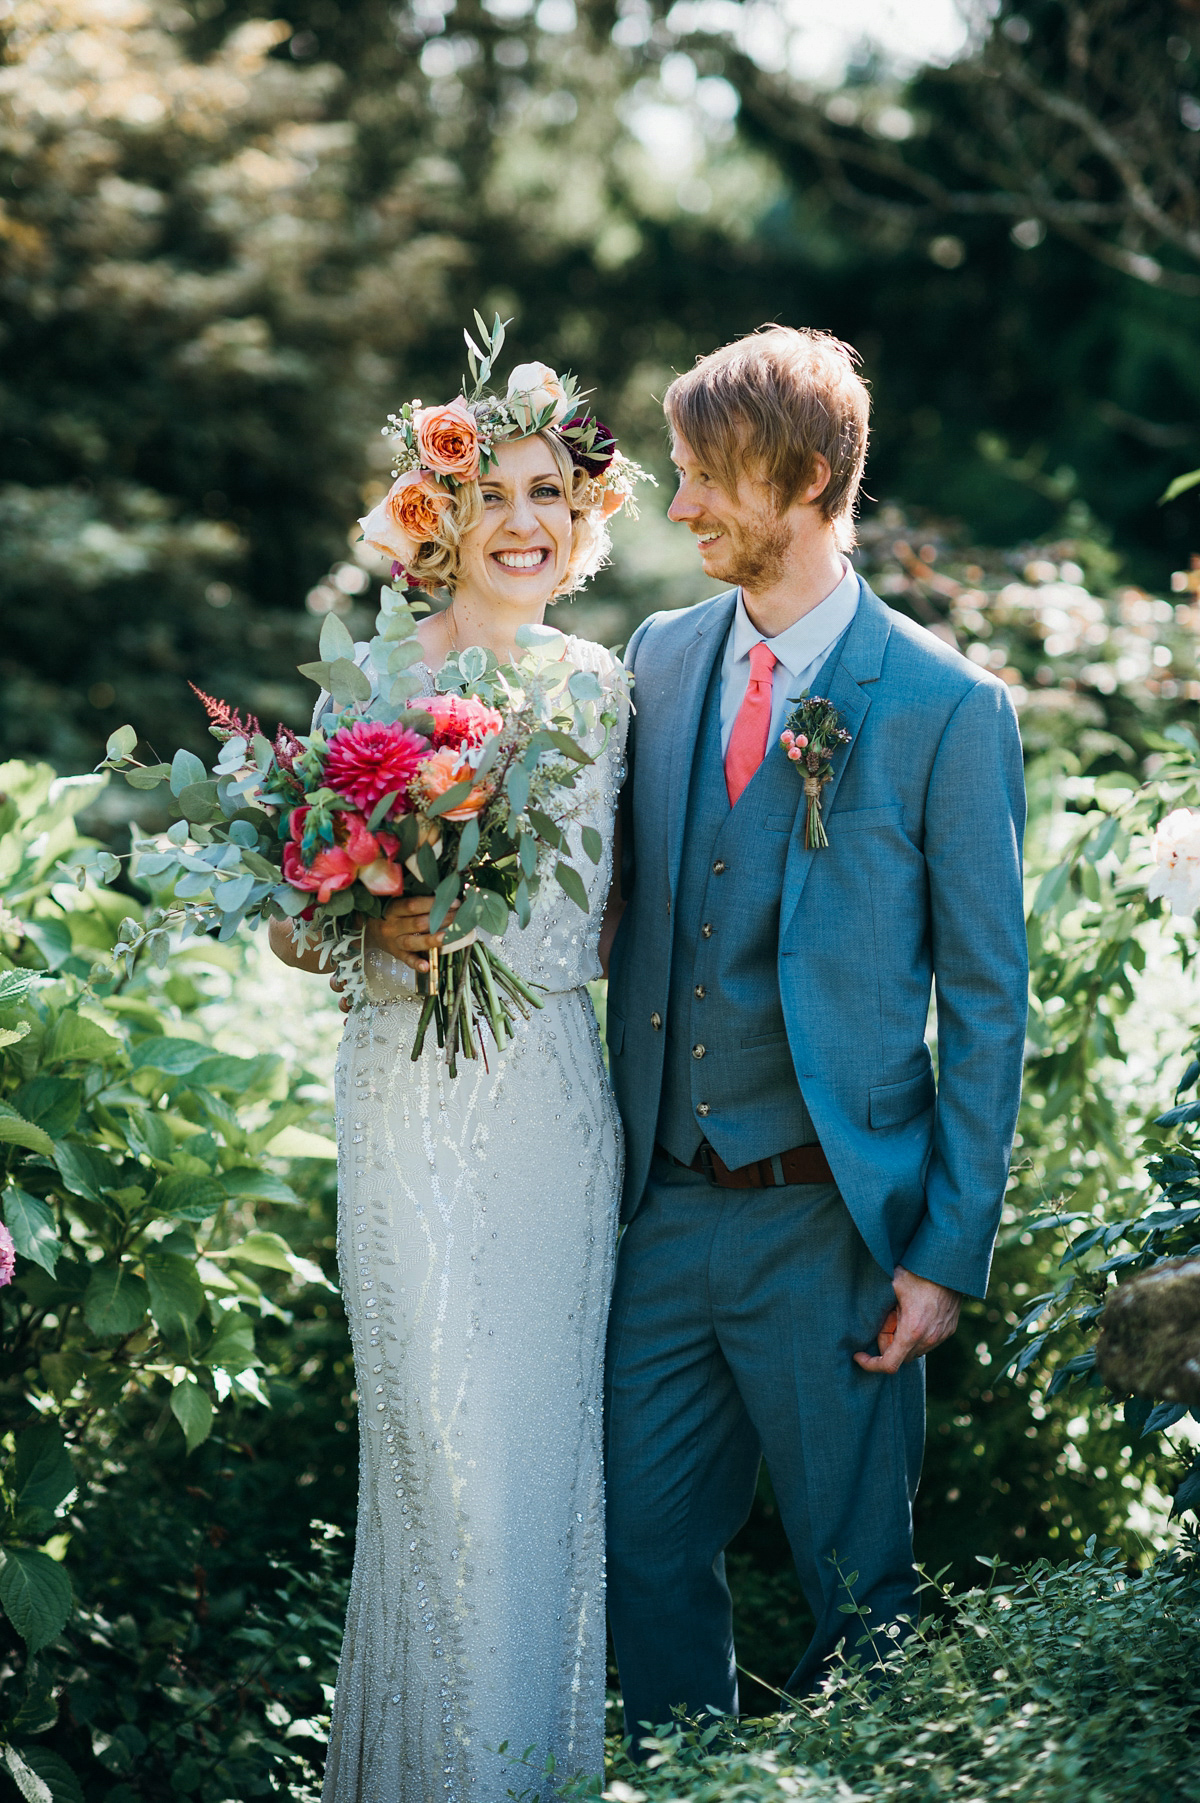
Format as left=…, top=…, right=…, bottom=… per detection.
left=189, top=683, right=262, bottom=743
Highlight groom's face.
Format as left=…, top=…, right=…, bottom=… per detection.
left=667, top=431, right=794, bottom=592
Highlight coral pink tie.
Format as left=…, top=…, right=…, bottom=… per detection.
left=725, top=639, right=777, bottom=806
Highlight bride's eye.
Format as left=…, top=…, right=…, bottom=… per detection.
left=532, top=483, right=562, bottom=500
left=481, top=488, right=505, bottom=506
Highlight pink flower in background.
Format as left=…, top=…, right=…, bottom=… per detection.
left=324, top=721, right=431, bottom=817
left=0, top=1220, right=15, bottom=1287
left=423, top=694, right=504, bottom=751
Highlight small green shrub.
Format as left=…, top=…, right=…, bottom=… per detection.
left=0, top=761, right=345, bottom=1799
left=588, top=1544, right=1200, bottom=1803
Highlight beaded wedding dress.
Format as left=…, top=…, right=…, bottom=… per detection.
left=322, top=638, right=626, bottom=1803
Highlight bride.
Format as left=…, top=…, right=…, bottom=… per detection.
left=270, top=357, right=635, bottom=1803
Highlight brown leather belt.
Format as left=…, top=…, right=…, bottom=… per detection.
left=656, top=1140, right=833, bottom=1190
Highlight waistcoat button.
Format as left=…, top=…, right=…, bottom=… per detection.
left=650, top=1012, right=662, bottom=1029
left=694, top=984, right=706, bottom=999
left=692, top=1044, right=705, bottom=1059
left=701, top=923, right=713, bottom=938
left=712, top=860, right=726, bottom=874
left=696, top=1102, right=711, bottom=1117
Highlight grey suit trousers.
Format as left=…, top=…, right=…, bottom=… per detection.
left=604, top=1154, right=924, bottom=1739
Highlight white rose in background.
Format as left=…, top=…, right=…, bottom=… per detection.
left=506, top=361, right=570, bottom=424
left=1146, top=808, right=1200, bottom=917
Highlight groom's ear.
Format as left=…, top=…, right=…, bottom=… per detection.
left=797, top=454, right=832, bottom=508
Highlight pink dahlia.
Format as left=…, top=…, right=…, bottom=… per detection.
left=0, top=1220, right=15, bottom=1287
left=323, top=721, right=430, bottom=817
left=423, top=694, right=504, bottom=752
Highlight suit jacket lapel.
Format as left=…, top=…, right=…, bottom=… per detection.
left=779, top=581, right=892, bottom=942
left=664, top=590, right=737, bottom=904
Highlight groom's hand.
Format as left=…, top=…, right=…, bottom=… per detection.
left=853, top=1266, right=961, bottom=1374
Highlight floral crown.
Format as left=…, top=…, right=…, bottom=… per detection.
left=358, top=311, right=647, bottom=578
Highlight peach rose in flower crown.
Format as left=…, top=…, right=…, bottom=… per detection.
left=413, top=396, right=481, bottom=481
left=506, top=362, right=570, bottom=425
left=358, top=471, right=453, bottom=563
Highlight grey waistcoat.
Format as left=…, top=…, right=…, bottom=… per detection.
left=656, top=651, right=817, bottom=1169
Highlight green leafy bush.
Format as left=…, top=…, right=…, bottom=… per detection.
left=0, top=760, right=347, bottom=1799
left=587, top=1544, right=1200, bottom=1803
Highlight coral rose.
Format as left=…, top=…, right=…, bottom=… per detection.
left=324, top=720, right=430, bottom=818
left=506, top=361, right=570, bottom=424
left=414, top=396, right=481, bottom=482
left=415, top=747, right=492, bottom=822
left=282, top=810, right=404, bottom=905
left=422, top=693, right=504, bottom=751
left=358, top=471, right=453, bottom=563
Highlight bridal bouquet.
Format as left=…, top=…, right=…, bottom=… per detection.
left=99, top=580, right=620, bottom=1075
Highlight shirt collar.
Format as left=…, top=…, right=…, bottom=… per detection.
left=729, top=559, right=860, bottom=677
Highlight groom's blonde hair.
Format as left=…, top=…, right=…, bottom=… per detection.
left=663, top=326, right=870, bottom=548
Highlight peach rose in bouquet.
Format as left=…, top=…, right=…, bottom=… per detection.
left=359, top=471, right=453, bottom=563
left=413, top=748, right=493, bottom=823
left=413, top=396, right=482, bottom=481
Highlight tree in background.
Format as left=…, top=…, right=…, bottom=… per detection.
left=4, top=0, right=1200, bottom=771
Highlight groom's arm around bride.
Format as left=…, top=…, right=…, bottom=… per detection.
left=602, top=325, right=1028, bottom=1742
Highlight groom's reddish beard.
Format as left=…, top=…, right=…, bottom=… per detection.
left=697, top=503, right=796, bottom=591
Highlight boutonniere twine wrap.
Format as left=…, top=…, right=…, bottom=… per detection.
left=780, top=696, right=853, bottom=850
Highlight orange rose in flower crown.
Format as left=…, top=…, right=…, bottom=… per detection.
left=414, top=396, right=481, bottom=481
left=359, top=470, right=454, bottom=565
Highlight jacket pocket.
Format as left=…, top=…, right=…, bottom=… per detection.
left=829, top=803, right=903, bottom=834
left=868, top=1067, right=935, bottom=1129
left=765, top=813, right=797, bottom=834
left=608, top=1012, right=625, bottom=1056
left=741, top=1029, right=790, bottom=1050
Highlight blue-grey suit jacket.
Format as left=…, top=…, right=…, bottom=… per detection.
left=606, top=580, right=1028, bottom=1300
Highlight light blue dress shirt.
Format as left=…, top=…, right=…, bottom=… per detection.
left=718, top=560, right=861, bottom=756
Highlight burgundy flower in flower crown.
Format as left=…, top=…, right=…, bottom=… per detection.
left=323, top=720, right=431, bottom=818
left=558, top=409, right=617, bottom=477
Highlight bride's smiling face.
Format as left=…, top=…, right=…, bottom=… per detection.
left=454, top=435, right=574, bottom=615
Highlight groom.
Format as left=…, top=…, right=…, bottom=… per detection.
left=603, top=326, right=1027, bottom=1738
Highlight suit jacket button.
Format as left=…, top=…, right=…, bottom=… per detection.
left=692, top=1044, right=705, bottom=1059
left=650, top=1012, right=662, bottom=1030
left=701, top=922, right=713, bottom=938
left=696, top=1103, right=711, bottom=1117
left=694, top=984, right=706, bottom=999
left=712, top=860, right=726, bottom=874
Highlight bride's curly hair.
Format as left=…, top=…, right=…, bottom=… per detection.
left=404, top=431, right=610, bottom=599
